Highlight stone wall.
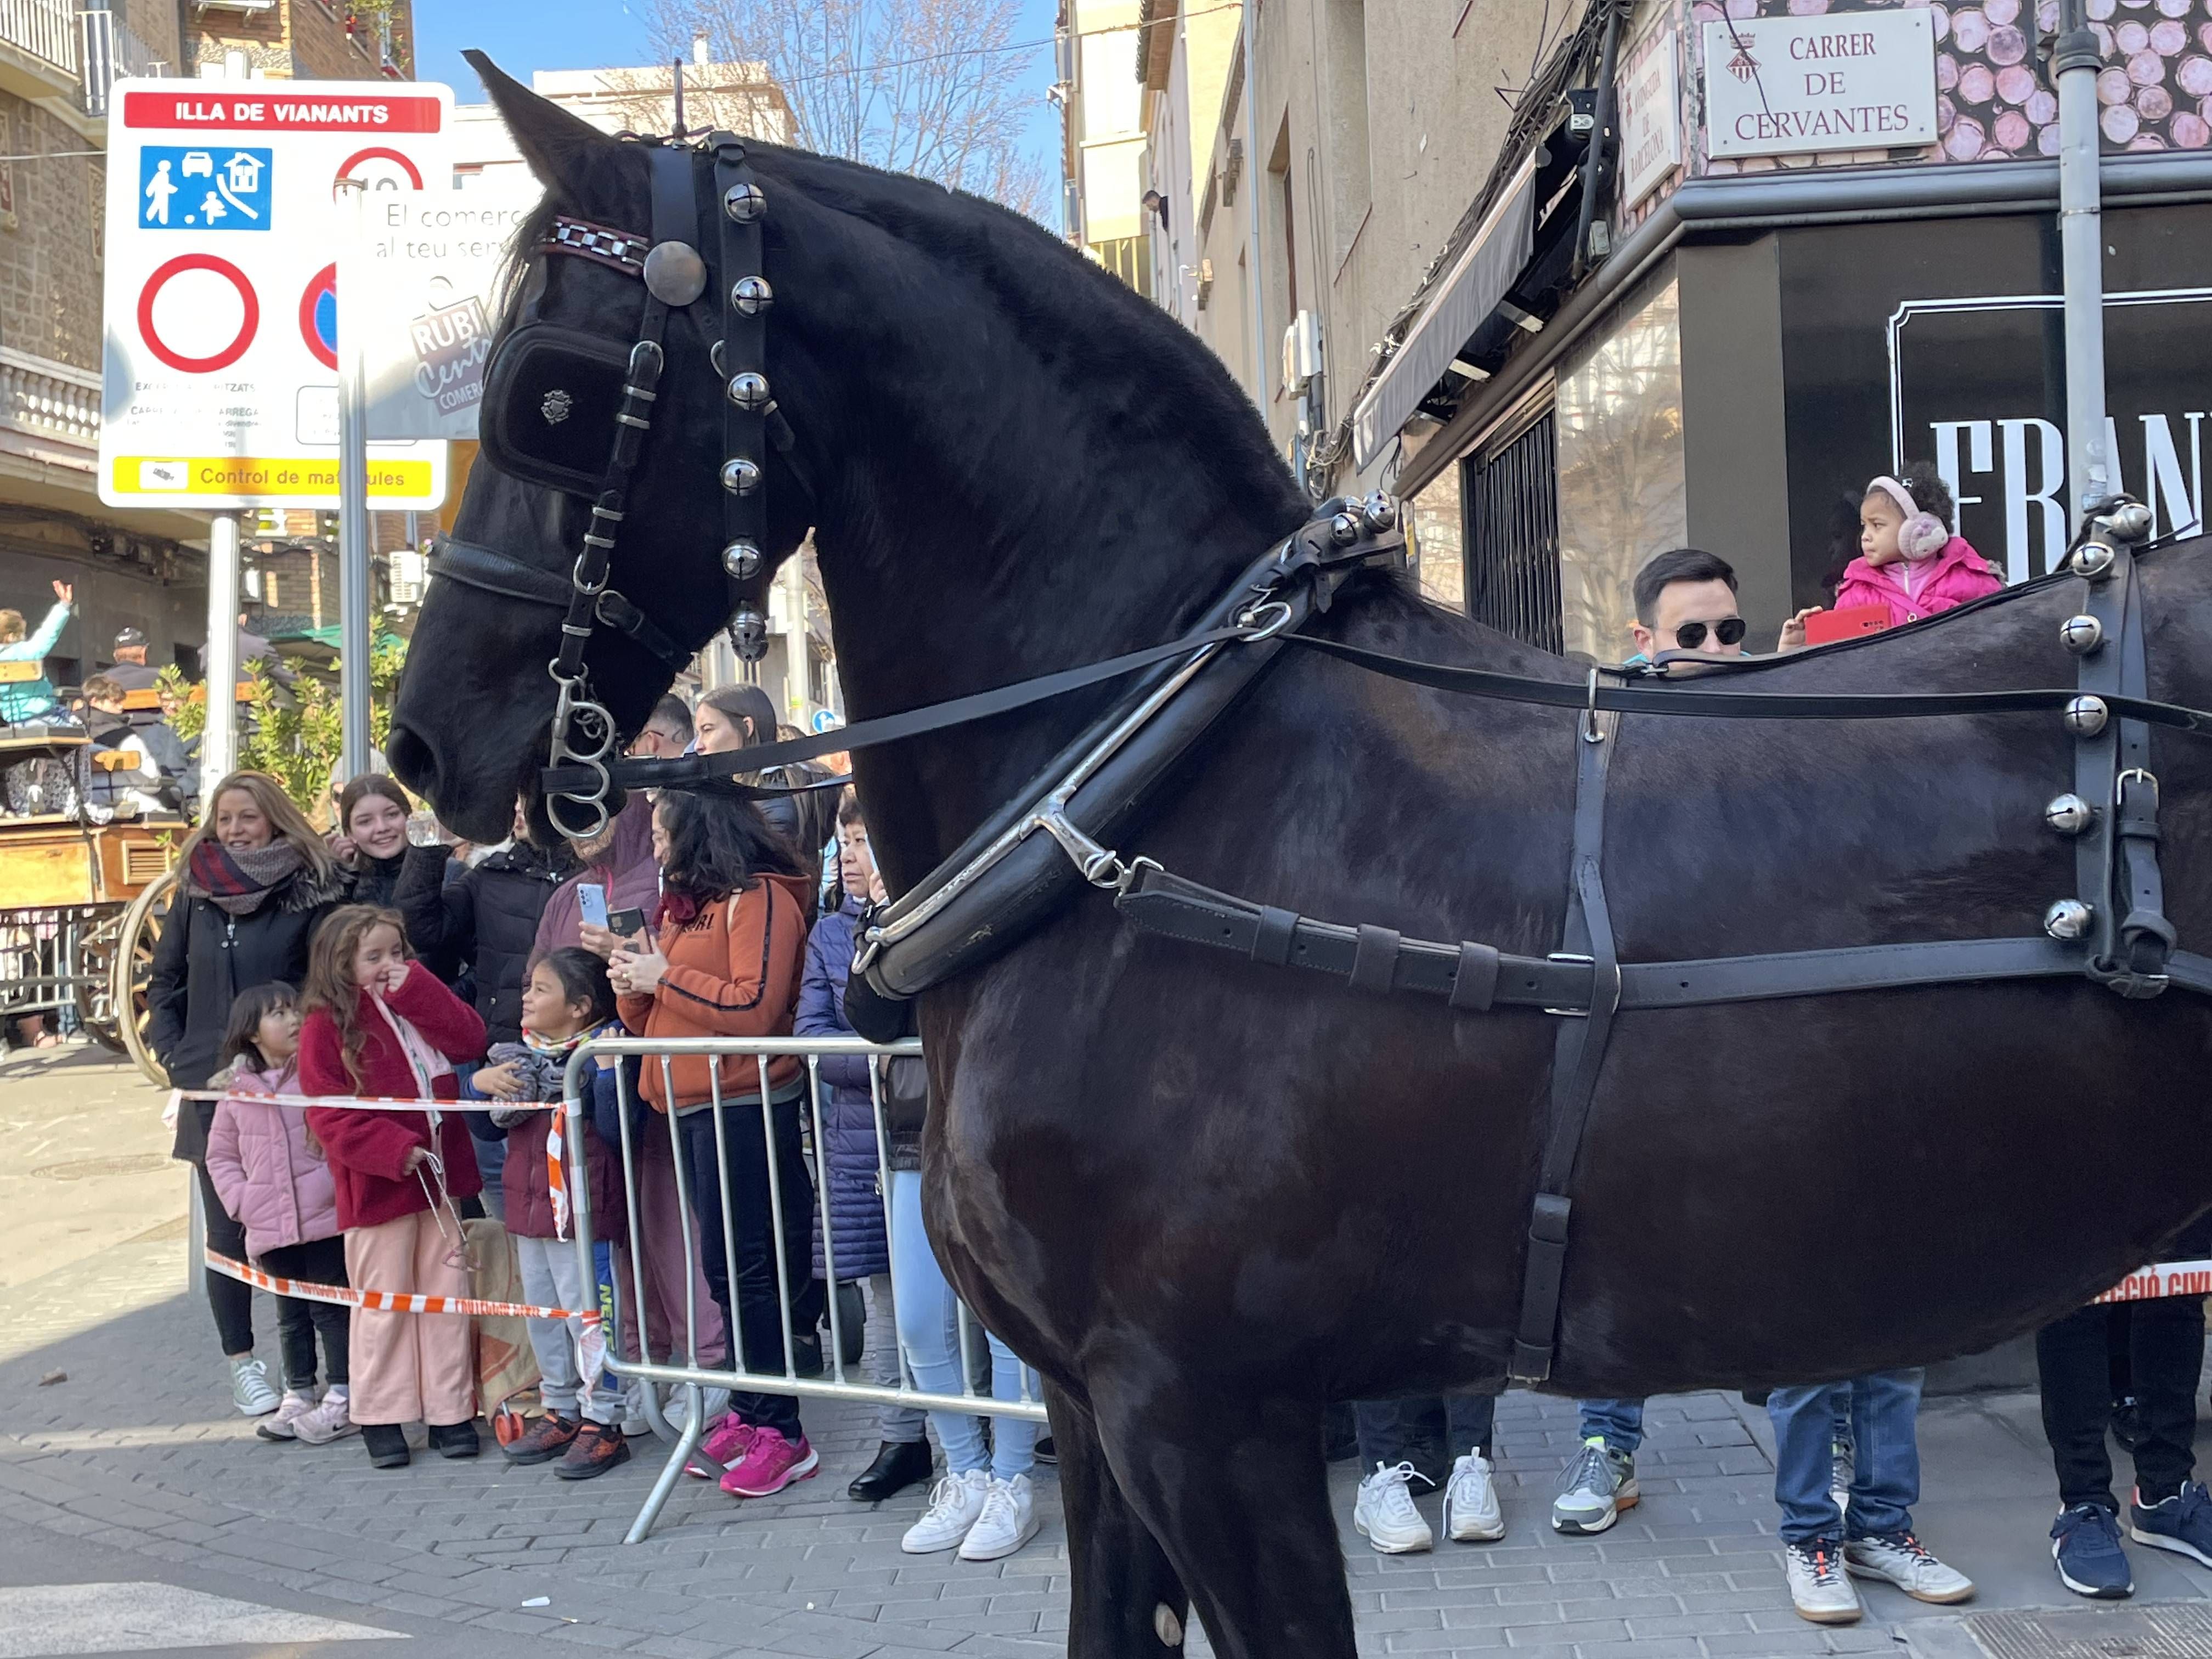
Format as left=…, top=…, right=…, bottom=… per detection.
left=0, top=96, right=106, bottom=373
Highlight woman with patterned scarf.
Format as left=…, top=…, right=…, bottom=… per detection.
left=151, top=770, right=347, bottom=1418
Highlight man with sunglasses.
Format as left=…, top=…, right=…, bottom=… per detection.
left=1627, top=547, right=1748, bottom=662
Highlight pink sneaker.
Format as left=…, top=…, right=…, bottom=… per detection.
left=720, top=1429, right=818, bottom=1498
left=685, top=1414, right=758, bottom=1480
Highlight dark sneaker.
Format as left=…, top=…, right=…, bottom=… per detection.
left=427, top=1420, right=480, bottom=1459
left=2052, top=1502, right=2134, bottom=1599
left=554, top=1422, right=631, bottom=1481
left=361, top=1423, right=410, bottom=1470
left=2131, top=1481, right=2212, bottom=1568
left=502, top=1412, right=580, bottom=1466
left=1033, top=1436, right=1057, bottom=1466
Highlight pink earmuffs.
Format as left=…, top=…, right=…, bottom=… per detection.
left=1871, top=475, right=1949, bottom=561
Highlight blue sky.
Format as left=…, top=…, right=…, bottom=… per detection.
left=412, top=0, right=1063, bottom=181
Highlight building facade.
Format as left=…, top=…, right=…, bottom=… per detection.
left=186, top=0, right=415, bottom=82
left=0, top=0, right=213, bottom=687
left=1060, top=0, right=1152, bottom=293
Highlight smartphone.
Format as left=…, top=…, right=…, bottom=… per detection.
left=607, top=906, right=648, bottom=942
left=1802, top=605, right=1890, bottom=646
left=577, top=883, right=608, bottom=929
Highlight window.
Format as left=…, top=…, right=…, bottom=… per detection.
left=1322, top=0, right=1372, bottom=259
left=1463, top=409, right=1562, bottom=654
left=1094, top=236, right=1153, bottom=299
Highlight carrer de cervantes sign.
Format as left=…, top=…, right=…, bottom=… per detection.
left=1703, top=11, right=1937, bottom=160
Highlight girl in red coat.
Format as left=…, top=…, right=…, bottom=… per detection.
left=301, top=905, right=488, bottom=1470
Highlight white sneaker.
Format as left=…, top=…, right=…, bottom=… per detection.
left=902, top=1468, right=991, bottom=1554
left=959, top=1473, right=1040, bottom=1561
left=256, top=1390, right=315, bottom=1441
left=1443, top=1452, right=1505, bottom=1543
left=1353, top=1462, right=1435, bottom=1554
left=292, top=1391, right=358, bottom=1445
left=1844, top=1531, right=1974, bottom=1604
left=1784, top=1540, right=1863, bottom=1624
left=229, top=1357, right=280, bottom=1417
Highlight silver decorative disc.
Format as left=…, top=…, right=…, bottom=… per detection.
left=642, top=241, right=708, bottom=306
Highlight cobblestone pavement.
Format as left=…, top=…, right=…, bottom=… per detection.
left=3, top=1047, right=2210, bottom=1659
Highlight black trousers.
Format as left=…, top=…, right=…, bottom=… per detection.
left=2038, top=1297, right=2204, bottom=1510
left=679, top=1096, right=812, bottom=1438
left=194, top=1160, right=256, bottom=1357
left=258, top=1236, right=351, bottom=1390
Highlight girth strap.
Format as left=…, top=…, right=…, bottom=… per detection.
left=1511, top=709, right=1620, bottom=1385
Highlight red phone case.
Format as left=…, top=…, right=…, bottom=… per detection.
left=1803, top=605, right=1890, bottom=645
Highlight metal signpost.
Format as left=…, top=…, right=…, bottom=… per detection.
left=2053, top=0, right=2111, bottom=525
left=98, top=78, right=454, bottom=781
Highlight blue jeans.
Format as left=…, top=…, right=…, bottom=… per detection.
left=1579, top=1398, right=1644, bottom=1455
left=1768, top=1368, right=1924, bottom=1545
left=889, top=1170, right=1038, bottom=1481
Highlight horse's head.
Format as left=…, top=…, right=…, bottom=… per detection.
left=391, top=56, right=826, bottom=840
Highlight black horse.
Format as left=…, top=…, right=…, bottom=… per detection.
left=392, top=63, right=2212, bottom=1658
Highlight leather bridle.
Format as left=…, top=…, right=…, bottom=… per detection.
left=426, top=132, right=804, bottom=839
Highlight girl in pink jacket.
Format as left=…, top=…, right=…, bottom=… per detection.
left=1833, top=465, right=2004, bottom=628
left=205, top=983, right=356, bottom=1447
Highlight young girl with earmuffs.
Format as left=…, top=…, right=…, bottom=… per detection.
left=1835, top=463, right=2003, bottom=628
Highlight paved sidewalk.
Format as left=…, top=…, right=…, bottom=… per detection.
left=3, top=1053, right=2210, bottom=1658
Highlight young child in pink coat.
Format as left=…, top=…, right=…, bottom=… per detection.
left=205, top=981, right=356, bottom=1446
left=1781, top=465, right=2005, bottom=648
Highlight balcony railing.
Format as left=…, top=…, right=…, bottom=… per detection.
left=81, top=4, right=163, bottom=117
left=0, top=348, right=101, bottom=454
left=0, top=0, right=78, bottom=81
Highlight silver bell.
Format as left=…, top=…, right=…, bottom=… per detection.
left=2063, top=695, right=2109, bottom=737
left=722, top=181, right=766, bottom=223
left=727, top=371, right=771, bottom=411
left=722, top=540, right=763, bottom=580
left=729, top=607, right=768, bottom=661
left=1330, top=511, right=1362, bottom=545
left=641, top=240, right=708, bottom=306
left=2059, top=614, right=2103, bottom=654
left=2044, top=898, right=2095, bottom=941
left=2072, top=539, right=2117, bottom=580
left=1362, top=492, right=1397, bottom=531
left=730, top=275, right=773, bottom=315
left=720, top=456, right=762, bottom=496
left=2102, top=500, right=2154, bottom=543
left=2044, top=793, right=2095, bottom=835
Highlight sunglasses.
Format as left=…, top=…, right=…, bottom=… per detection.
left=1673, top=617, right=1747, bottom=650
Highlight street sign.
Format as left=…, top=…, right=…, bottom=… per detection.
left=352, top=178, right=543, bottom=438
left=98, top=78, right=453, bottom=510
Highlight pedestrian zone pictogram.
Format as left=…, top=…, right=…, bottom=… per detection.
left=139, top=146, right=272, bottom=231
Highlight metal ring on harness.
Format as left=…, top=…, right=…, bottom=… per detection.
left=1236, top=600, right=1295, bottom=641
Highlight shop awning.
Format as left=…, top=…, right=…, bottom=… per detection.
left=1352, top=156, right=1539, bottom=470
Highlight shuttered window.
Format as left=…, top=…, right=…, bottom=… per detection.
left=1462, top=409, right=1562, bottom=654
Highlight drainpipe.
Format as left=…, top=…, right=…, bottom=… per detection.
left=1572, top=0, right=1625, bottom=282
left=2054, top=0, right=2109, bottom=526
left=1240, top=2, right=1268, bottom=420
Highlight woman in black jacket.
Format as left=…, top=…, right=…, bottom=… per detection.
left=394, top=800, right=577, bottom=1049
left=149, top=770, right=346, bottom=1418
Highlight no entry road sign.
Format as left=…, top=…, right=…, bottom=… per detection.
left=98, top=78, right=453, bottom=511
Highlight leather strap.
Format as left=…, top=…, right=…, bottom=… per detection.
left=713, top=137, right=770, bottom=644
left=2102, top=558, right=2175, bottom=994
left=1510, top=710, right=1619, bottom=1384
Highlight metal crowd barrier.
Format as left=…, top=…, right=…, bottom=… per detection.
left=560, top=1033, right=1045, bottom=1543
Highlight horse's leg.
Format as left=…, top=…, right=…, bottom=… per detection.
left=1094, top=1382, right=1353, bottom=1659
left=1049, top=1381, right=1192, bottom=1658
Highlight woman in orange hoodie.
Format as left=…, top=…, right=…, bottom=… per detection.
left=608, top=782, right=816, bottom=1498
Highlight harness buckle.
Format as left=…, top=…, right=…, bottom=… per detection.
left=1544, top=952, right=1595, bottom=1018
left=1235, top=599, right=1295, bottom=642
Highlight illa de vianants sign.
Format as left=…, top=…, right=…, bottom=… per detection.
left=1703, top=11, right=1937, bottom=160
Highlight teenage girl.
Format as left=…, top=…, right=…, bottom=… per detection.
left=205, top=982, right=356, bottom=1446
left=300, top=905, right=489, bottom=1470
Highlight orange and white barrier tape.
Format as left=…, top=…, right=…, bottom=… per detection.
left=2094, top=1259, right=2212, bottom=1304
left=204, top=1249, right=597, bottom=1323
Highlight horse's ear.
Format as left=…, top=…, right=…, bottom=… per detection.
left=464, top=49, right=634, bottom=209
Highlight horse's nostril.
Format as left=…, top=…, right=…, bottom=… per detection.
left=386, top=721, right=439, bottom=803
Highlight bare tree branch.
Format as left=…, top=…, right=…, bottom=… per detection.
left=631, top=0, right=1049, bottom=221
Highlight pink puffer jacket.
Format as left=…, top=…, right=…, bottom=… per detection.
left=204, top=1059, right=341, bottom=1257
left=1833, top=537, right=2005, bottom=629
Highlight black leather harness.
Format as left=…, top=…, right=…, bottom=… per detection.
left=446, top=123, right=2212, bottom=1386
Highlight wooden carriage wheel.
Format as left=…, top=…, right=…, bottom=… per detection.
left=112, top=872, right=174, bottom=1087
left=71, top=907, right=127, bottom=1052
